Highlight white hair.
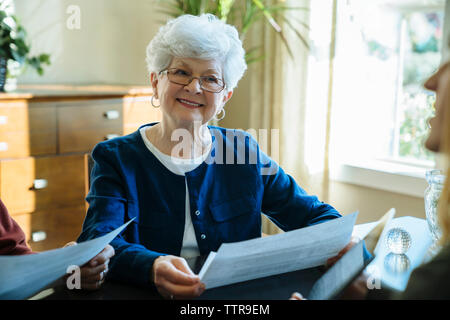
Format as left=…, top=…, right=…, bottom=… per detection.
left=146, top=14, right=247, bottom=90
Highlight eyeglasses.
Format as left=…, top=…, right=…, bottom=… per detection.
left=159, top=68, right=225, bottom=93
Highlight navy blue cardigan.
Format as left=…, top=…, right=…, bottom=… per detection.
left=78, top=123, right=341, bottom=287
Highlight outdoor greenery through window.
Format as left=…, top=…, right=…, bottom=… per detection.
left=331, top=1, right=445, bottom=167
left=396, top=11, right=443, bottom=162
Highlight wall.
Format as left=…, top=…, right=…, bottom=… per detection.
left=14, top=0, right=161, bottom=85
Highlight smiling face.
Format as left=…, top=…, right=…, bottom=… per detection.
left=424, top=62, right=450, bottom=153
left=151, top=57, right=233, bottom=127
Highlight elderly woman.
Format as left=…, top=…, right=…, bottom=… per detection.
left=292, top=60, right=450, bottom=300
left=78, top=14, right=346, bottom=299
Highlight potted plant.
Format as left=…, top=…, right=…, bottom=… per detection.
left=156, top=0, right=309, bottom=64
left=0, top=8, right=50, bottom=92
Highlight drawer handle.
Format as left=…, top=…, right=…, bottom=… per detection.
left=33, top=179, right=48, bottom=190
left=104, top=134, right=120, bottom=140
left=0, top=115, right=7, bottom=125
left=0, top=142, right=8, bottom=151
left=104, top=110, right=120, bottom=120
left=31, top=231, right=47, bottom=242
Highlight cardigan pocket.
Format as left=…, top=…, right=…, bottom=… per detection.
left=209, top=194, right=257, bottom=222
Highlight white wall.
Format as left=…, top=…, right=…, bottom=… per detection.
left=14, top=0, right=162, bottom=85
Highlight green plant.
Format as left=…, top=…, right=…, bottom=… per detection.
left=156, top=0, right=309, bottom=63
left=0, top=8, right=50, bottom=77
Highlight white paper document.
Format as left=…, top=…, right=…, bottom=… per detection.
left=199, top=212, right=358, bottom=289
left=0, top=220, right=133, bottom=300
left=308, top=241, right=365, bottom=300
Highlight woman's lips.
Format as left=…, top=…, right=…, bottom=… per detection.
left=177, top=98, right=204, bottom=108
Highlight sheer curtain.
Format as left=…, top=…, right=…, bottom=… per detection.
left=245, top=0, right=338, bottom=234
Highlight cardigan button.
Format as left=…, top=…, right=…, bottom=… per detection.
left=195, top=210, right=201, bottom=216
left=200, top=234, right=206, bottom=240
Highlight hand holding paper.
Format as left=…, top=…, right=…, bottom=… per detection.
left=0, top=220, right=132, bottom=300
left=199, top=212, right=359, bottom=289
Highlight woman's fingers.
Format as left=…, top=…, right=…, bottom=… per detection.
left=161, top=280, right=205, bottom=299
left=290, top=292, right=305, bottom=300
left=80, top=260, right=108, bottom=278
left=87, top=245, right=115, bottom=267
left=157, top=259, right=200, bottom=285
left=172, top=257, right=196, bottom=276
left=153, top=255, right=205, bottom=299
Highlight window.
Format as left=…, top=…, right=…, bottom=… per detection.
left=329, top=0, right=448, bottom=196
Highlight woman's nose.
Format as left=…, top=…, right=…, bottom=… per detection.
left=424, top=75, right=437, bottom=92
left=184, top=78, right=202, bottom=94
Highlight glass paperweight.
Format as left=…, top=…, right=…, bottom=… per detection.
left=385, top=227, right=411, bottom=254
left=384, top=253, right=411, bottom=274
left=424, top=169, right=445, bottom=244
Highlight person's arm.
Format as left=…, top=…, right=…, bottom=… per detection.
left=77, top=143, right=160, bottom=287
left=0, top=199, right=34, bottom=255
left=77, top=143, right=203, bottom=298
left=255, top=142, right=368, bottom=265
left=257, top=147, right=341, bottom=230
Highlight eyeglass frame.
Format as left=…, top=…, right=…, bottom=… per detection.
left=158, top=68, right=226, bottom=93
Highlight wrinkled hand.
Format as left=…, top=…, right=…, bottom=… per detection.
left=64, top=242, right=115, bottom=290
left=152, top=255, right=205, bottom=300
left=325, top=236, right=360, bottom=269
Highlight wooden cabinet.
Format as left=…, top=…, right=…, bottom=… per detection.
left=0, top=85, right=160, bottom=251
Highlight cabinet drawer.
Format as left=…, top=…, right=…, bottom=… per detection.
left=0, top=154, right=85, bottom=215
left=122, top=96, right=161, bottom=135
left=58, top=100, right=124, bottom=153
left=0, top=102, right=57, bottom=157
left=13, top=205, right=86, bottom=251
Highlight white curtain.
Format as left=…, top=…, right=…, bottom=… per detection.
left=245, top=0, right=338, bottom=234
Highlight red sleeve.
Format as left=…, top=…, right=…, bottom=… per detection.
left=0, top=199, right=35, bottom=255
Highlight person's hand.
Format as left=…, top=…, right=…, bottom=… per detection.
left=64, top=242, right=115, bottom=290
left=152, top=255, right=205, bottom=299
left=290, top=292, right=306, bottom=300
left=325, top=236, right=360, bottom=269
left=289, top=273, right=369, bottom=300
left=80, top=244, right=115, bottom=290
left=338, top=272, right=369, bottom=300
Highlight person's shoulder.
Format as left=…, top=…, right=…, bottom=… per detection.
left=92, top=126, right=145, bottom=156
left=208, top=125, right=258, bottom=144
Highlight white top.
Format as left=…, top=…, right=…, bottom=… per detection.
left=139, top=127, right=211, bottom=259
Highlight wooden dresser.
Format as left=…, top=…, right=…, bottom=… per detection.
left=0, top=85, right=160, bottom=251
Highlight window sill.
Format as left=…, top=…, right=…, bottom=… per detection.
left=329, top=159, right=432, bottom=198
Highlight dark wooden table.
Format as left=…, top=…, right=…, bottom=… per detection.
left=44, top=255, right=324, bottom=300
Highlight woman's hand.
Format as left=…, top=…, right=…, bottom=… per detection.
left=325, top=236, right=360, bottom=269
left=289, top=273, right=368, bottom=300
left=152, top=255, right=205, bottom=299
left=290, top=292, right=306, bottom=300
left=64, top=242, right=115, bottom=290
left=80, top=244, right=115, bottom=290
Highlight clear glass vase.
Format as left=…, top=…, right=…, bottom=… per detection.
left=424, top=169, right=445, bottom=250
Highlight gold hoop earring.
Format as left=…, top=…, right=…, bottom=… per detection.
left=151, top=95, right=160, bottom=108
left=214, top=109, right=225, bottom=121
